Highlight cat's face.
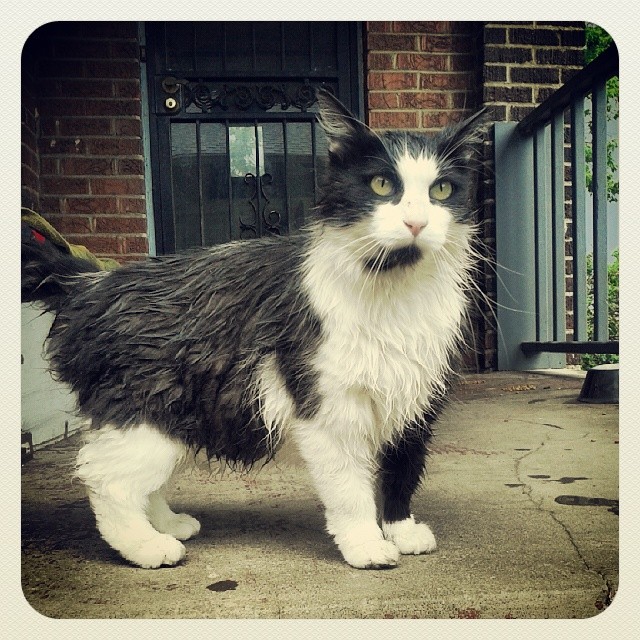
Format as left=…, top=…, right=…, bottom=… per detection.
left=315, top=90, right=484, bottom=271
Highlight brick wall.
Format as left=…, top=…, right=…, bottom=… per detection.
left=23, top=22, right=147, bottom=263
left=366, top=21, right=483, bottom=130
left=21, top=39, right=40, bottom=211
left=483, top=22, right=585, bottom=121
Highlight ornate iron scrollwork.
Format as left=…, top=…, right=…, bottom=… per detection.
left=243, top=172, right=282, bottom=237
left=182, top=81, right=332, bottom=114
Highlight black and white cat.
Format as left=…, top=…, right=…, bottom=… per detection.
left=22, top=89, right=485, bottom=570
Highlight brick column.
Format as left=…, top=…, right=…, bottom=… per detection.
left=26, top=22, right=147, bottom=263
left=365, top=22, right=483, bottom=131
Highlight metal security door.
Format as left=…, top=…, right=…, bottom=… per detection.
left=145, top=22, right=362, bottom=254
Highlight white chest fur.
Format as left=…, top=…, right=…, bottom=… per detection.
left=301, top=230, right=471, bottom=444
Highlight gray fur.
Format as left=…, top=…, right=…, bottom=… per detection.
left=22, top=90, right=485, bottom=470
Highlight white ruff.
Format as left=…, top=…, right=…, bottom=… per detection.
left=298, top=223, right=472, bottom=447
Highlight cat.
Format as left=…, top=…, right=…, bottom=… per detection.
left=21, top=89, right=485, bottom=570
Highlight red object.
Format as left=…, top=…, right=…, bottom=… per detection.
left=31, top=229, right=46, bottom=245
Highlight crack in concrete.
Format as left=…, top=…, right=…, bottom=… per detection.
left=512, top=436, right=614, bottom=608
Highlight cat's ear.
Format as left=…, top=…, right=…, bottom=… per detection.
left=438, top=108, right=488, bottom=160
left=316, top=88, right=375, bottom=159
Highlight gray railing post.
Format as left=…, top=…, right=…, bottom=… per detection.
left=494, top=122, right=565, bottom=370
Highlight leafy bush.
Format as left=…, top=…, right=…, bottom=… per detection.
left=581, top=249, right=619, bottom=369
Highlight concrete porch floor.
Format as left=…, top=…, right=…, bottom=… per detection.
left=20, top=371, right=618, bottom=620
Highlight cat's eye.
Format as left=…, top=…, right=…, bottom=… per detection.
left=370, top=175, right=395, bottom=197
left=429, top=180, right=454, bottom=201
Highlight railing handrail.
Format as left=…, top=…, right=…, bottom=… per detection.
left=516, top=43, right=619, bottom=135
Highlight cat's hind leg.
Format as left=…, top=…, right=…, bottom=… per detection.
left=76, top=424, right=189, bottom=568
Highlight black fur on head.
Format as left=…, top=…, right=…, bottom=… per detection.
left=314, top=88, right=486, bottom=227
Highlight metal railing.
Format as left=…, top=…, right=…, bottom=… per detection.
left=493, top=44, right=619, bottom=370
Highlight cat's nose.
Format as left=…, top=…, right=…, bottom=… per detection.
left=404, top=220, right=427, bottom=237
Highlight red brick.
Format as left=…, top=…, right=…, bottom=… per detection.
left=65, top=196, right=118, bottom=214
left=94, top=216, right=147, bottom=234
left=40, top=196, right=64, bottom=214
left=118, top=197, right=147, bottom=214
left=61, top=157, right=115, bottom=176
left=114, top=81, right=141, bottom=99
left=396, top=53, right=448, bottom=72
left=368, top=92, right=400, bottom=109
left=114, top=119, right=142, bottom=137
left=90, top=177, right=144, bottom=196
left=85, top=60, right=140, bottom=79
left=392, top=22, right=451, bottom=34
left=39, top=157, right=58, bottom=175
left=84, top=99, right=140, bottom=117
left=59, top=118, right=113, bottom=136
left=53, top=39, right=110, bottom=59
left=124, top=236, right=149, bottom=254
left=368, top=72, right=418, bottom=90
left=40, top=98, right=88, bottom=117
left=40, top=137, right=87, bottom=155
left=59, top=79, right=114, bottom=98
left=422, top=111, right=464, bottom=129
left=367, top=52, right=395, bottom=70
left=368, top=34, right=417, bottom=51
left=369, top=111, right=419, bottom=130
left=419, top=35, right=474, bottom=54
left=398, top=92, right=449, bottom=109
left=85, top=138, right=142, bottom=156
left=73, top=235, right=121, bottom=255
left=116, top=158, right=144, bottom=175
left=110, top=41, right=140, bottom=59
left=420, top=73, right=474, bottom=90
left=47, top=214, right=94, bottom=235
left=38, top=59, right=85, bottom=78
left=41, top=176, right=89, bottom=195
left=367, top=22, right=393, bottom=33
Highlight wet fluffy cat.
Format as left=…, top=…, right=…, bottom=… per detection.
left=22, top=90, right=484, bottom=569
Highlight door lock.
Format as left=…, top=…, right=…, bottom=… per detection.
left=164, top=97, right=179, bottom=111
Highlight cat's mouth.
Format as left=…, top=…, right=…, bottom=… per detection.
left=363, top=244, right=423, bottom=272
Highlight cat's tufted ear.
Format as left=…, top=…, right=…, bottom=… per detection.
left=316, top=88, right=376, bottom=159
left=437, top=108, right=488, bottom=161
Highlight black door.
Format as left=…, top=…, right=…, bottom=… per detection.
left=145, top=21, right=362, bottom=254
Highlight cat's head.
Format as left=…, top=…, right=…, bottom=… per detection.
left=315, top=89, right=486, bottom=271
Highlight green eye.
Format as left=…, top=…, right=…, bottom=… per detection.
left=370, top=175, right=394, bottom=197
left=429, top=180, right=453, bottom=201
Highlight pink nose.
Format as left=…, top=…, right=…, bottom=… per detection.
left=404, top=220, right=427, bottom=237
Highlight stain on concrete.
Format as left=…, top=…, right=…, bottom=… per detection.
left=207, top=580, right=238, bottom=592
left=555, top=495, right=619, bottom=515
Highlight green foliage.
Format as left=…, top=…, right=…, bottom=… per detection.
left=581, top=249, right=619, bottom=369
left=584, top=24, right=619, bottom=204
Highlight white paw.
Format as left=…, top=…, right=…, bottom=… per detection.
left=336, top=524, right=400, bottom=569
left=119, top=533, right=186, bottom=569
left=382, top=515, right=437, bottom=555
left=157, top=513, right=201, bottom=541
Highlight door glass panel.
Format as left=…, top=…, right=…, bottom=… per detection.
left=200, top=123, right=231, bottom=245
left=170, top=122, right=201, bottom=250
left=287, top=122, right=315, bottom=230
left=261, top=123, right=286, bottom=234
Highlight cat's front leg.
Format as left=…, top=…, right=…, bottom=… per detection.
left=379, top=425, right=437, bottom=555
left=292, top=417, right=399, bottom=569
